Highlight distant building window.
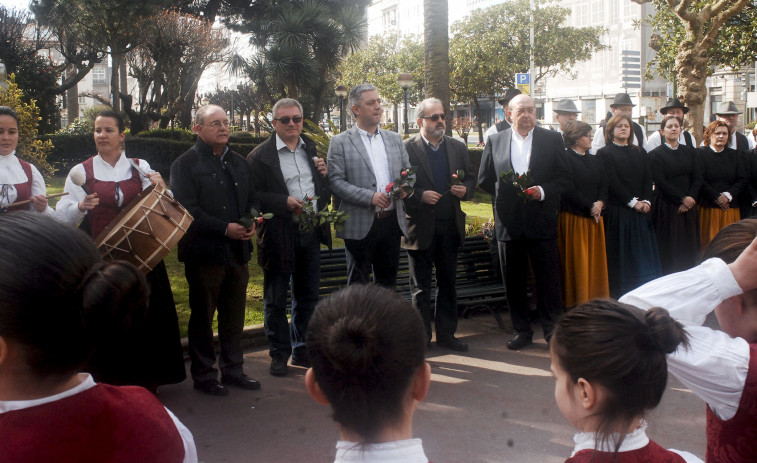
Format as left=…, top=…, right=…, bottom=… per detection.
left=78, top=96, right=86, bottom=104
left=92, top=67, right=106, bottom=85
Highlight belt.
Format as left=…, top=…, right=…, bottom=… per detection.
left=375, top=210, right=393, bottom=219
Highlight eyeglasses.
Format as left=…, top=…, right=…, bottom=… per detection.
left=274, top=116, right=303, bottom=124
left=206, top=120, right=230, bottom=128
left=422, top=113, right=446, bottom=122
left=583, top=133, right=594, bottom=139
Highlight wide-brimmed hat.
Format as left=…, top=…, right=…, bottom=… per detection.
left=660, top=97, right=689, bottom=115
left=610, top=93, right=635, bottom=108
left=554, top=99, right=581, bottom=114
left=498, top=88, right=522, bottom=106
left=716, top=101, right=740, bottom=115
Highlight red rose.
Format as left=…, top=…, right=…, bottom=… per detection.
left=525, top=187, right=537, bottom=197
left=257, top=217, right=264, bottom=224
left=308, top=196, right=314, bottom=201
left=385, top=182, right=394, bottom=193
left=401, top=170, right=407, bottom=177
left=452, top=173, right=458, bottom=179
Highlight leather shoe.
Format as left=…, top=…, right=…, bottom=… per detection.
left=506, top=334, right=533, bottom=350
left=222, top=374, right=262, bottom=390
left=291, top=355, right=311, bottom=368
left=436, top=337, right=469, bottom=352
left=193, top=379, right=229, bottom=396
left=269, top=357, right=288, bottom=376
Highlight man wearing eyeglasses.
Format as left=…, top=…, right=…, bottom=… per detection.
left=327, top=83, right=411, bottom=288
left=402, top=98, right=474, bottom=351
left=170, top=104, right=262, bottom=396
left=246, top=98, right=330, bottom=377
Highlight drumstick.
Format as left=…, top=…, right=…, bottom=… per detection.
left=1, top=192, right=69, bottom=209
left=70, top=170, right=92, bottom=195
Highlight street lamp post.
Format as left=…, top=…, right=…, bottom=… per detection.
left=335, top=85, right=348, bottom=132
left=397, top=72, right=414, bottom=135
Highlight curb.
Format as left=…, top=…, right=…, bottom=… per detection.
left=180, top=323, right=268, bottom=359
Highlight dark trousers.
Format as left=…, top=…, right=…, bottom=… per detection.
left=407, top=220, right=460, bottom=342
left=263, top=233, right=320, bottom=360
left=185, top=262, right=249, bottom=382
left=500, top=238, right=563, bottom=338
left=344, top=215, right=402, bottom=289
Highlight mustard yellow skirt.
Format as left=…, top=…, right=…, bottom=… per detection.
left=699, top=206, right=741, bottom=251
left=558, top=212, right=610, bottom=308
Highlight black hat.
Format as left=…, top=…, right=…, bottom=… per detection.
left=660, top=97, right=689, bottom=115
left=498, top=88, right=522, bottom=106
left=610, top=93, right=635, bottom=108
left=554, top=99, right=581, bottom=114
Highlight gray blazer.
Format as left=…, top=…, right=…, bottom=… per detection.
left=327, top=125, right=410, bottom=240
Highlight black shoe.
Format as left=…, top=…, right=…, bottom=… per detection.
left=269, top=357, right=288, bottom=376
left=222, top=374, right=262, bottom=390
left=506, top=334, right=533, bottom=350
left=436, top=337, right=469, bottom=352
left=291, top=355, right=311, bottom=368
left=193, top=379, right=229, bottom=396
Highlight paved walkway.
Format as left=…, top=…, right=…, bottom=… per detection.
left=159, top=314, right=706, bottom=463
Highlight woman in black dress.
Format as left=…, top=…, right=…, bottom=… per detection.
left=649, top=115, right=702, bottom=274
left=697, top=120, right=747, bottom=250
left=597, top=114, right=661, bottom=298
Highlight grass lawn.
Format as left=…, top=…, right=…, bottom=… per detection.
left=46, top=176, right=494, bottom=337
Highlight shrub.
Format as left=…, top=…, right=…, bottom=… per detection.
left=138, top=128, right=196, bottom=143
left=0, top=75, right=55, bottom=176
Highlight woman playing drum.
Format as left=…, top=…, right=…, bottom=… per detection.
left=56, top=110, right=185, bottom=392
left=0, top=106, right=54, bottom=215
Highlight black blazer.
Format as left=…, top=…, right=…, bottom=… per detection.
left=401, top=135, right=474, bottom=251
left=478, top=126, right=570, bottom=240
left=247, top=134, right=331, bottom=273
left=170, top=138, right=260, bottom=265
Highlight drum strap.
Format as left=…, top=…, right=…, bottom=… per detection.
left=6, top=160, right=33, bottom=213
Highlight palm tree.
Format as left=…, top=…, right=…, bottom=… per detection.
left=423, top=0, right=451, bottom=134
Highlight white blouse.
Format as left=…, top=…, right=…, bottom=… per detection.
left=334, top=438, right=428, bottom=463
left=620, top=258, right=750, bottom=420
left=571, top=422, right=702, bottom=462
left=0, top=373, right=197, bottom=463
left=56, top=151, right=154, bottom=226
left=0, top=151, right=54, bottom=215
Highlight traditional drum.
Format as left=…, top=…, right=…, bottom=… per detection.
left=94, top=183, right=193, bottom=273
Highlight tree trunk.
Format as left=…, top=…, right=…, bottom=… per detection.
left=110, top=50, right=122, bottom=111
left=393, top=104, right=399, bottom=133
left=473, top=97, right=483, bottom=143
left=66, top=71, right=79, bottom=124
left=119, top=60, right=128, bottom=96
left=676, top=42, right=709, bottom=145
left=424, top=0, right=451, bottom=136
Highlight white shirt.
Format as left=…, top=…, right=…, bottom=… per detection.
left=0, top=373, right=198, bottom=463
left=357, top=126, right=394, bottom=212
left=276, top=134, right=316, bottom=211
left=334, top=439, right=428, bottom=463
left=56, top=151, right=155, bottom=226
left=483, top=123, right=500, bottom=144
left=0, top=151, right=54, bottom=215
left=646, top=130, right=695, bottom=151
left=620, top=258, right=749, bottom=420
left=510, top=128, right=545, bottom=200
left=592, top=123, right=647, bottom=153
left=571, top=422, right=701, bottom=462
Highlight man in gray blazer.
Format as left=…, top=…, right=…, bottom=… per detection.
left=327, top=83, right=410, bottom=288
left=402, top=98, right=474, bottom=351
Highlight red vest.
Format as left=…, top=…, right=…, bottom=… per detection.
left=82, top=156, right=142, bottom=237
left=0, top=383, right=185, bottom=463
left=6, top=158, right=33, bottom=213
left=706, top=344, right=757, bottom=463
left=567, top=440, right=685, bottom=463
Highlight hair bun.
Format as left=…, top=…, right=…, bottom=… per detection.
left=80, top=261, right=149, bottom=339
left=325, top=317, right=379, bottom=375
left=644, top=307, right=689, bottom=355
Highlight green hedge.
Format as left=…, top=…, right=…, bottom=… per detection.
left=40, top=134, right=258, bottom=179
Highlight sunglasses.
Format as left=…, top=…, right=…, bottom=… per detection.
left=274, top=116, right=303, bottom=124
left=422, top=113, right=446, bottom=122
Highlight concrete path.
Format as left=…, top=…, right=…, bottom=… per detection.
left=159, top=314, right=706, bottom=463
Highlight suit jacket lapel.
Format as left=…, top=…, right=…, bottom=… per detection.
left=412, top=136, right=435, bottom=188
left=444, top=137, right=458, bottom=177
left=500, top=129, right=514, bottom=173
left=348, top=126, right=376, bottom=177
left=260, top=138, right=288, bottom=192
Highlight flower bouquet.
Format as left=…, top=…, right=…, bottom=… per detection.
left=385, top=167, right=417, bottom=198
left=297, top=195, right=350, bottom=234
left=500, top=169, right=538, bottom=202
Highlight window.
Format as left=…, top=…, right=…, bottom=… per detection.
left=78, top=96, right=86, bottom=104
left=92, top=67, right=106, bottom=85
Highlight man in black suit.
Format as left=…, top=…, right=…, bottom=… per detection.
left=247, top=98, right=330, bottom=377
left=478, top=94, right=570, bottom=349
left=402, top=98, right=475, bottom=351
left=170, top=104, right=262, bottom=395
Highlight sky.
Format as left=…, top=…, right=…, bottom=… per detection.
left=1, top=0, right=31, bottom=11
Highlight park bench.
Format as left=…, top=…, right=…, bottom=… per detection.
left=313, top=235, right=508, bottom=329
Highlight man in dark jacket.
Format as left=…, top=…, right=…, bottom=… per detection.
left=170, top=104, right=262, bottom=396
left=402, top=98, right=474, bottom=351
left=247, top=98, right=330, bottom=377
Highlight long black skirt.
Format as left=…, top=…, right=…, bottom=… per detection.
left=652, top=197, right=700, bottom=275
left=87, top=260, right=186, bottom=388
left=604, top=205, right=662, bottom=298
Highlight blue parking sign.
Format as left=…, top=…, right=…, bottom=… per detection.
left=516, top=73, right=530, bottom=85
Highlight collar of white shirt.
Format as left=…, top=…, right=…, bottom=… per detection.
left=420, top=133, right=444, bottom=151
left=512, top=127, right=535, bottom=143
left=275, top=134, right=305, bottom=152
